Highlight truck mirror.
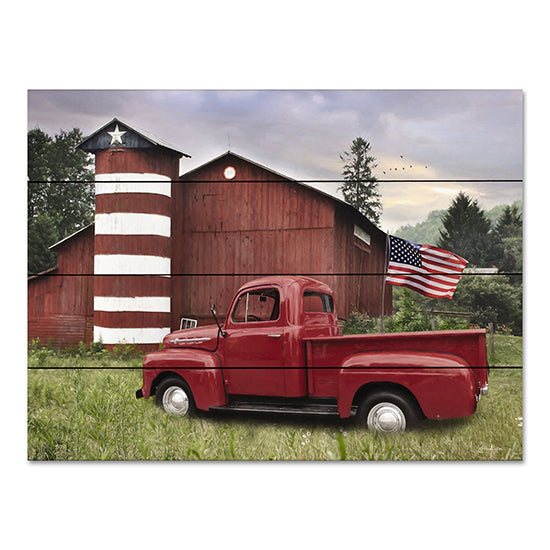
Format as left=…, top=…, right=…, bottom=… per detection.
left=210, top=304, right=226, bottom=337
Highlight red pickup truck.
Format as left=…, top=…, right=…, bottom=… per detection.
left=136, top=276, right=489, bottom=433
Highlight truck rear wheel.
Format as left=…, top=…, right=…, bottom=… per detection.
left=357, top=391, right=420, bottom=433
left=155, top=378, right=195, bottom=417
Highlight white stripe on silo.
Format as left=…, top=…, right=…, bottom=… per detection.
left=95, top=212, right=171, bottom=237
left=95, top=172, right=171, bottom=197
left=94, top=296, right=171, bottom=312
left=94, top=254, right=171, bottom=275
left=93, top=326, right=171, bottom=345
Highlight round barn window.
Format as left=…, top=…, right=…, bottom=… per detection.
left=224, top=166, right=236, bottom=179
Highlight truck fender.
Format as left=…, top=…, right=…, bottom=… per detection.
left=142, top=348, right=226, bottom=410
left=336, top=351, right=477, bottom=420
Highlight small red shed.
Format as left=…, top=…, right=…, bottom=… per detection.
left=28, top=224, right=95, bottom=348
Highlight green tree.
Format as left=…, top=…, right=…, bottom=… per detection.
left=394, top=209, right=445, bottom=246
left=492, top=204, right=523, bottom=275
left=393, top=288, right=429, bottom=332
left=339, top=137, right=382, bottom=226
left=452, top=275, right=522, bottom=335
left=28, top=128, right=95, bottom=274
left=437, top=192, right=494, bottom=266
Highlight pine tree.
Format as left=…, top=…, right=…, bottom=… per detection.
left=493, top=204, right=523, bottom=274
left=339, top=137, right=382, bottom=226
left=494, top=204, right=522, bottom=238
left=437, top=192, right=494, bottom=266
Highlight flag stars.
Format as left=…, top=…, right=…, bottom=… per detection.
left=389, top=236, right=422, bottom=267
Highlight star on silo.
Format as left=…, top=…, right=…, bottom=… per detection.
left=108, top=124, right=127, bottom=145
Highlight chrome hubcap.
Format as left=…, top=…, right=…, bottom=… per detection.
left=367, top=402, right=406, bottom=433
left=162, top=386, right=189, bottom=416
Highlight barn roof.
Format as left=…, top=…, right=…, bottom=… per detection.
left=181, top=150, right=294, bottom=182
left=180, top=151, right=384, bottom=235
left=49, top=223, right=94, bottom=250
left=77, top=117, right=191, bottom=157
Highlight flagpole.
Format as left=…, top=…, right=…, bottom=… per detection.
left=380, top=231, right=389, bottom=333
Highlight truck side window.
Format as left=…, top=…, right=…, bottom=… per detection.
left=303, top=291, right=334, bottom=313
left=232, top=289, right=280, bottom=323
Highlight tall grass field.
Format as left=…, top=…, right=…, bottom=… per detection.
left=27, top=335, right=523, bottom=461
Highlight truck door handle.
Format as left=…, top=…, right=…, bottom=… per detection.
left=267, top=334, right=282, bottom=338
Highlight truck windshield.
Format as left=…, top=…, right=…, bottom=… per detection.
left=303, top=291, right=334, bottom=313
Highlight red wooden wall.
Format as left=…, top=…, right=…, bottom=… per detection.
left=171, top=153, right=390, bottom=327
left=28, top=225, right=94, bottom=347
left=332, top=208, right=392, bottom=318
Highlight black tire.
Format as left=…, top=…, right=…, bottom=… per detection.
left=356, top=390, right=421, bottom=433
left=155, top=377, right=195, bottom=417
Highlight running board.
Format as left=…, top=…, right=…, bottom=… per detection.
left=210, top=401, right=340, bottom=416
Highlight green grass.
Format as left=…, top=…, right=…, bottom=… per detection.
left=27, top=337, right=523, bottom=461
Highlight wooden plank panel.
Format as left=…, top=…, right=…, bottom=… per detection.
left=95, top=235, right=171, bottom=257
left=96, top=193, right=171, bottom=215
left=95, top=275, right=170, bottom=297
left=28, top=315, right=87, bottom=347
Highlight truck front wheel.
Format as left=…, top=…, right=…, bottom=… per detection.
left=155, top=378, right=195, bottom=417
left=357, top=391, right=420, bottom=433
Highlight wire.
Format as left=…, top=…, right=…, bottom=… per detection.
left=27, top=271, right=523, bottom=278
left=27, top=178, right=523, bottom=184
left=28, top=365, right=522, bottom=370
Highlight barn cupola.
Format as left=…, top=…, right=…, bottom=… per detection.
left=78, top=118, right=190, bottom=348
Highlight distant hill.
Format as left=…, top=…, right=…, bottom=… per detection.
left=394, top=200, right=523, bottom=246
left=394, top=209, right=445, bottom=246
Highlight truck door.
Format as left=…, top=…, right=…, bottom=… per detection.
left=222, top=287, right=285, bottom=396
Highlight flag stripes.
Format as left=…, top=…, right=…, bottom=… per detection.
left=386, top=236, right=468, bottom=299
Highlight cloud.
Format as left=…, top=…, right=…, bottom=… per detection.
left=431, top=187, right=462, bottom=196
left=27, top=89, right=523, bottom=231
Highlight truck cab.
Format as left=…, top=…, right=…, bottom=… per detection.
left=218, top=277, right=337, bottom=397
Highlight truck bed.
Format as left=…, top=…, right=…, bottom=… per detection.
left=305, top=329, right=488, bottom=397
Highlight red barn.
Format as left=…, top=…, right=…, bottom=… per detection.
left=28, top=118, right=391, bottom=350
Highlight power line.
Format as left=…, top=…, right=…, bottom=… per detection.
left=27, top=271, right=523, bottom=278
left=27, top=178, right=524, bottom=184
left=28, top=365, right=522, bottom=371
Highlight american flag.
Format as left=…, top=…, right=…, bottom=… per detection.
left=386, top=235, right=468, bottom=299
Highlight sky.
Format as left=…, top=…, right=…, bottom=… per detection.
left=27, top=89, right=523, bottom=233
